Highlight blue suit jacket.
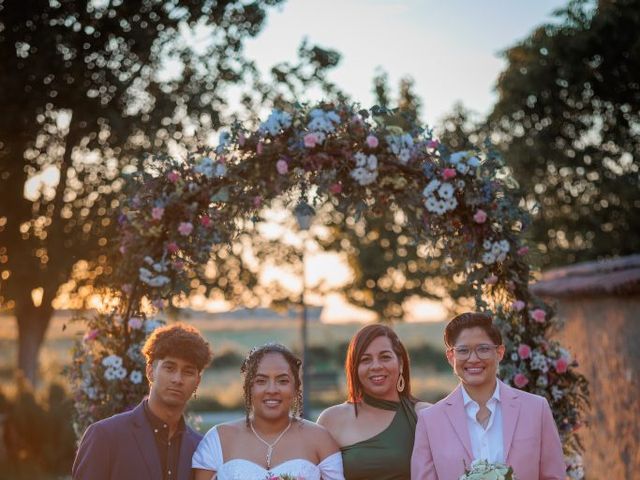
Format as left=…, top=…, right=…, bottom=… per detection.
left=72, top=401, right=202, bottom=480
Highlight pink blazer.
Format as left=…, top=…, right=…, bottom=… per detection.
left=411, top=380, right=566, bottom=480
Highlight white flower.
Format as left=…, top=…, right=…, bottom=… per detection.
left=104, top=368, right=116, bottom=381
left=386, top=133, right=414, bottom=163
left=129, top=370, right=144, bottom=385
left=449, top=151, right=468, bottom=164
left=398, top=148, right=411, bottom=164
left=467, top=156, right=481, bottom=167
left=350, top=152, right=378, bottom=186
left=424, top=196, right=439, bottom=212
left=307, top=109, right=341, bottom=133
left=456, top=162, right=470, bottom=175
left=483, top=240, right=492, bottom=250
left=259, top=109, right=292, bottom=136
left=438, top=183, right=454, bottom=199
left=498, top=240, right=510, bottom=252
left=139, top=267, right=170, bottom=287
left=102, top=354, right=123, bottom=368
left=455, top=179, right=466, bottom=190
left=194, top=157, right=227, bottom=178
left=423, top=179, right=441, bottom=197
left=444, top=197, right=458, bottom=211
left=551, top=385, right=564, bottom=401
left=536, top=374, right=549, bottom=387
left=482, top=252, right=496, bottom=265
left=530, top=351, right=550, bottom=372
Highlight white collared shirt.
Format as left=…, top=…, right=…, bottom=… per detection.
left=461, top=382, right=504, bottom=463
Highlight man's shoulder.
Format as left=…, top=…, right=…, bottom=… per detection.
left=87, top=406, right=138, bottom=435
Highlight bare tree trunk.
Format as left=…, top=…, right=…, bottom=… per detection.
left=15, top=292, right=52, bottom=386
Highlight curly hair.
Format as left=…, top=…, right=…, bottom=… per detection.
left=240, top=343, right=303, bottom=426
left=444, top=312, right=502, bottom=348
left=345, top=323, right=417, bottom=411
left=142, top=322, right=213, bottom=371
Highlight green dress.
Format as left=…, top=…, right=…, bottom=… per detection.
left=340, top=394, right=418, bottom=480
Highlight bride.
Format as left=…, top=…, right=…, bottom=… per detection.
left=193, top=343, right=344, bottom=480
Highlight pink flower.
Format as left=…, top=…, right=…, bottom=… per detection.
left=366, top=135, right=379, bottom=148
left=303, top=133, right=318, bottom=148
left=473, top=209, right=487, bottom=224
left=178, top=222, right=193, bottom=236
left=128, top=317, right=143, bottom=330
left=513, top=373, right=529, bottom=388
left=329, top=183, right=342, bottom=194
left=83, top=329, right=99, bottom=342
left=200, top=216, right=212, bottom=228
left=517, top=344, right=532, bottom=359
left=151, top=207, right=164, bottom=220
left=555, top=357, right=569, bottom=374
left=530, top=308, right=546, bottom=323
left=173, top=260, right=185, bottom=271
left=276, top=159, right=289, bottom=175
left=427, top=139, right=440, bottom=149
left=485, top=274, right=498, bottom=285
left=442, top=168, right=457, bottom=180
left=119, top=244, right=127, bottom=254
left=167, top=242, right=180, bottom=254
left=511, top=300, right=526, bottom=312
left=167, top=171, right=180, bottom=183
left=256, top=141, right=264, bottom=155
left=238, top=132, right=246, bottom=146
left=253, top=196, right=262, bottom=208
left=517, top=246, right=530, bottom=256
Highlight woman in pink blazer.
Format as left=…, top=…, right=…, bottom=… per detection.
left=410, top=312, right=566, bottom=480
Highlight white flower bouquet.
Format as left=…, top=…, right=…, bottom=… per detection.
left=459, top=459, right=517, bottom=480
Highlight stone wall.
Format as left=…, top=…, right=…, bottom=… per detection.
left=552, top=295, right=640, bottom=479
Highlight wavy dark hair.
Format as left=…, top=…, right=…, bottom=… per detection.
left=142, top=322, right=212, bottom=371
left=240, top=343, right=303, bottom=426
left=345, top=324, right=417, bottom=412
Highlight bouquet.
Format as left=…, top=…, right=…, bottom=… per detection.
left=459, top=459, right=517, bottom=480
left=265, top=475, right=303, bottom=480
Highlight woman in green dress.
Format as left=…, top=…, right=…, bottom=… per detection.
left=317, top=324, right=430, bottom=480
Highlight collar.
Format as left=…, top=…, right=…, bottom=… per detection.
left=461, top=380, right=501, bottom=407
left=143, top=399, right=186, bottom=435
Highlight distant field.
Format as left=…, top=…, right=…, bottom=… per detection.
left=0, top=313, right=457, bottom=406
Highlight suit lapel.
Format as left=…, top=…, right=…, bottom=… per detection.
left=500, top=381, right=521, bottom=462
left=444, top=386, right=474, bottom=462
left=131, top=402, right=163, bottom=480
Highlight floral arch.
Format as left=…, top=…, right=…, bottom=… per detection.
left=69, top=103, right=588, bottom=476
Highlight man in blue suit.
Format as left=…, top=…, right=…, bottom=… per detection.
left=72, top=322, right=213, bottom=480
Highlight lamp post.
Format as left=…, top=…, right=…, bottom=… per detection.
left=294, top=200, right=314, bottom=419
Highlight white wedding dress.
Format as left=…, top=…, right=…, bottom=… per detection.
left=193, top=427, right=345, bottom=480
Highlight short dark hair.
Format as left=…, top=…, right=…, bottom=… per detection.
left=142, top=322, right=212, bottom=371
left=345, top=323, right=416, bottom=407
left=444, top=312, right=502, bottom=348
left=240, top=343, right=302, bottom=426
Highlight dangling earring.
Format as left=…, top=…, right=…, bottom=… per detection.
left=193, top=390, right=198, bottom=400
left=396, top=371, right=405, bottom=393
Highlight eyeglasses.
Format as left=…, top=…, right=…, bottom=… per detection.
left=449, top=344, right=499, bottom=360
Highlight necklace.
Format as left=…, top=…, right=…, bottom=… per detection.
left=249, top=417, right=292, bottom=470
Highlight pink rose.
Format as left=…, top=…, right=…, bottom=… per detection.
left=167, top=171, right=180, bottom=183
left=151, top=207, right=164, bottom=220
left=485, top=274, right=498, bottom=285
left=511, top=300, right=526, bottom=312
left=473, top=209, right=487, bottom=224
left=513, top=373, right=529, bottom=388
left=178, top=222, right=193, bottom=236
left=83, top=329, right=99, bottom=342
left=427, top=139, right=440, bottom=149
left=329, top=183, right=342, bottom=194
left=256, top=141, right=264, bottom=155
left=530, top=308, right=546, bottom=323
left=442, top=168, right=457, bottom=180
left=276, top=159, right=289, bottom=175
left=128, top=317, right=143, bottom=330
left=167, top=242, right=180, bottom=254
left=517, top=344, right=532, bottom=359
left=517, top=246, right=530, bottom=256
left=366, top=135, right=379, bottom=148
left=303, top=133, right=318, bottom=148
left=200, top=216, right=212, bottom=228
left=555, top=357, right=569, bottom=374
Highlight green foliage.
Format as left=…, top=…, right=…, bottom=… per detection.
left=489, top=0, right=640, bottom=267
left=0, top=378, right=75, bottom=478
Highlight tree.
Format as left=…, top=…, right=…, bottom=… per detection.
left=489, top=0, right=640, bottom=267
left=0, top=0, right=344, bottom=384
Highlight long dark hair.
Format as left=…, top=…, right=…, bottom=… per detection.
left=345, top=324, right=417, bottom=407
left=240, top=343, right=303, bottom=426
